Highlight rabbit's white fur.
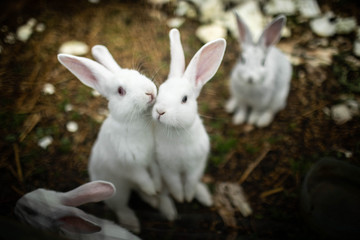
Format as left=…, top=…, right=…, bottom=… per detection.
left=58, top=45, right=160, bottom=233
left=152, top=29, right=226, bottom=219
left=226, top=14, right=292, bottom=127
left=15, top=181, right=140, bottom=240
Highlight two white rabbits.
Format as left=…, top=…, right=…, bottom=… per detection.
left=15, top=181, right=140, bottom=240
left=152, top=29, right=226, bottom=220
left=58, top=46, right=161, bottom=233
left=58, top=29, right=226, bottom=230
left=226, top=13, right=292, bottom=127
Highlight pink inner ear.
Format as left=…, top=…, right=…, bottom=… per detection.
left=62, top=57, right=99, bottom=88
left=62, top=182, right=115, bottom=207
left=59, top=216, right=101, bottom=234
left=195, top=43, right=223, bottom=86
left=262, top=19, right=283, bottom=48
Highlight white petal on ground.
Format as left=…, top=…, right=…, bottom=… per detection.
left=167, top=17, right=185, bottom=28
left=66, top=121, right=79, bottom=132
left=196, top=23, right=227, bottom=43
left=335, top=17, right=357, bottom=34
left=42, top=83, right=55, bottom=95
left=198, top=0, right=224, bottom=23
left=264, top=0, right=297, bottom=16
left=354, top=40, right=360, bottom=57
left=38, top=136, right=53, bottom=149
left=91, top=89, right=101, bottom=97
left=298, top=0, right=321, bottom=18
left=59, top=41, right=89, bottom=56
left=65, top=104, right=73, bottom=112
left=16, top=18, right=37, bottom=42
left=17, top=25, right=33, bottom=42
left=330, top=103, right=356, bottom=125
left=5, top=32, right=16, bottom=44
left=310, top=12, right=337, bottom=37
left=175, top=1, right=197, bottom=18
left=35, top=23, right=46, bottom=32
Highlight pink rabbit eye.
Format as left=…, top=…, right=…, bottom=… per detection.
left=182, top=95, right=187, bottom=104
left=118, top=87, right=126, bottom=96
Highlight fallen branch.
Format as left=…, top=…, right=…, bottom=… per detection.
left=13, top=143, right=24, bottom=183
left=260, top=187, right=284, bottom=199
left=238, top=143, right=271, bottom=184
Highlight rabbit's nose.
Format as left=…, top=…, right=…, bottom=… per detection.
left=156, top=109, right=166, bottom=116
left=248, top=77, right=254, bottom=84
left=156, top=109, right=166, bottom=120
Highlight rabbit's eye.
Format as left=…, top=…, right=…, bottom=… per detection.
left=182, top=95, right=188, bottom=104
left=118, top=87, right=126, bottom=96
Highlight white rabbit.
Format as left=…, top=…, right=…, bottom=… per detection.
left=225, top=13, right=292, bottom=128
left=152, top=29, right=226, bottom=219
left=58, top=45, right=161, bottom=233
left=15, top=181, right=140, bottom=240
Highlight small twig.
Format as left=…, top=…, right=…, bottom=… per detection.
left=13, top=143, right=24, bottom=183
left=260, top=187, right=284, bottom=199
left=19, top=113, right=41, bottom=142
left=238, top=143, right=271, bottom=184
left=11, top=185, right=25, bottom=196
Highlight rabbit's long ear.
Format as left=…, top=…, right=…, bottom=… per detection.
left=168, top=28, right=185, bottom=79
left=258, top=15, right=286, bottom=49
left=61, top=181, right=115, bottom=207
left=91, top=45, right=122, bottom=73
left=184, top=39, right=226, bottom=97
left=235, top=12, right=253, bottom=47
left=58, top=54, right=113, bottom=96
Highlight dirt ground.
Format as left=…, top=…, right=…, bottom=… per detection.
left=0, top=0, right=360, bottom=239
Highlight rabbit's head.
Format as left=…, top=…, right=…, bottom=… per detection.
left=58, top=45, right=157, bottom=122
left=152, top=29, right=226, bottom=128
left=15, top=181, right=115, bottom=233
left=233, top=13, right=286, bottom=85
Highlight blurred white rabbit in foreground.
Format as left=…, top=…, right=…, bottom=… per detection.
left=152, top=28, right=226, bottom=220
left=15, top=181, right=140, bottom=240
left=226, top=13, right=292, bottom=128
left=58, top=45, right=161, bottom=233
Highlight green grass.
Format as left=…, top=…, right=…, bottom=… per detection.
left=210, top=134, right=237, bottom=166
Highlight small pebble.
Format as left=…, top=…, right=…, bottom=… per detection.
left=92, top=90, right=101, bottom=97
left=59, top=41, right=89, bottom=56
left=196, top=23, right=227, bottom=43
left=38, top=136, right=53, bottom=149
left=4, top=32, right=16, bottom=44
left=35, top=23, right=46, bottom=32
left=310, top=12, right=336, bottom=37
left=42, top=83, right=55, bottom=95
left=167, top=17, right=185, bottom=28
left=66, top=121, right=79, bottom=132
left=65, top=104, right=73, bottom=112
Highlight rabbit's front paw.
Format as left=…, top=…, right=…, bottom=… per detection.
left=225, top=98, right=237, bottom=113
left=159, top=194, right=178, bottom=221
left=139, top=182, right=156, bottom=196
left=256, top=111, right=274, bottom=128
left=195, top=182, right=213, bottom=206
left=233, top=110, right=246, bottom=125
